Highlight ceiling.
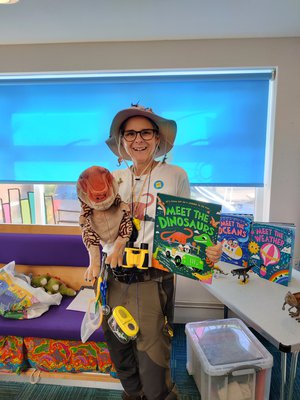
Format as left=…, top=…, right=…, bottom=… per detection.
left=0, top=0, right=300, bottom=45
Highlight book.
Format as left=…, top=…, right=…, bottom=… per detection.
left=248, top=222, right=296, bottom=286
left=218, top=213, right=253, bottom=267
left=266, top=222, right=296, bottom=283
left=152, top=194, right=221, bottom=284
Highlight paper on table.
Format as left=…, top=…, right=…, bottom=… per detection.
left=66, top=287, right=95, bottom=312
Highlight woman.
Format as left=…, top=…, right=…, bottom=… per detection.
left=103, top=104, right=222, bottom=400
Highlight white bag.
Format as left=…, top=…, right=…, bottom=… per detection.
left=0, top=261, right=62, bottom=319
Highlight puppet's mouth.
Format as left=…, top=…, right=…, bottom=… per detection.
left=91, top=194, right=115, bottom=210
left=95, top=195, right=107, bottom=201
left=88, top=191, right=108, bottom=203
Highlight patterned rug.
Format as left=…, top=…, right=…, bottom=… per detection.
left=0, top=323, right=299, bottom=399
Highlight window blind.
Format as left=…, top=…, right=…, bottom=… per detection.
left=0, top=69, right=273, bottom=186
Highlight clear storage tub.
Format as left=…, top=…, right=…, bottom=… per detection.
left=185, top=318, right=273, bottom=400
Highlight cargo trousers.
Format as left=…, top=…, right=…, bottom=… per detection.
left=102, top=270, right=178, bottom=400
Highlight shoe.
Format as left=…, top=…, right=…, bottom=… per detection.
left=121, top=391, right=146, bottom=400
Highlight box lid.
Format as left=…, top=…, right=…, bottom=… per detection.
left=185, top=318, right=273, bottom=375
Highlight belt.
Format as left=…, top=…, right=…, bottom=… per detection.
left=109, top=266, right=173, bottom=284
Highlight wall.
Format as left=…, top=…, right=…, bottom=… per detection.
left=1, top=38, right=299, bottom=321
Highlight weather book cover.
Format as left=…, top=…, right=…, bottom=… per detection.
left=152, top=194, right=221, bottom=283
left=218, top=213, right=253, bottom=267
left=248, top=222, right=296, bottom=286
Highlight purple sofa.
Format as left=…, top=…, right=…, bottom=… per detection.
left=0, top=229, right=113, bottom=376
left=0, top=231, right=105, bottom=342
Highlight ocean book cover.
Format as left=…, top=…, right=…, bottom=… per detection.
left=218, top=213, right=253, bottom=267
left=152, top=194, right=221, bottom=284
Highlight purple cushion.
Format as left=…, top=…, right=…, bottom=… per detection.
left=0, top=296, right=105, bottom=342
left=0, top=233, right=90, bottom=267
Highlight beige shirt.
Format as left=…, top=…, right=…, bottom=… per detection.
left=109, top=162, right=190, bottom=265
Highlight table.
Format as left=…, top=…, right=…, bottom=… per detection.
left=202, top=263, right=300, bottom=400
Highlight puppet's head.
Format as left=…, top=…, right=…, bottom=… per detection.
left=77, top=166, right=119, bottom=211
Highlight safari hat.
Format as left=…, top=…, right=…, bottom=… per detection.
left=106, top=104, right=177, bottom=160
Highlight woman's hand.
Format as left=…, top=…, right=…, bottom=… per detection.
left=205, top=242, right=223, bottom=263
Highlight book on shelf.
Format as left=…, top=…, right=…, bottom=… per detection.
left=152, top=193, right=221, bottom=284
left=218, top=213, right=253, bottom=267
left=248, top=222, right=296, bottom=286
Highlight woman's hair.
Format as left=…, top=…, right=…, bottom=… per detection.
left=119, top=116, right=159, bottom=135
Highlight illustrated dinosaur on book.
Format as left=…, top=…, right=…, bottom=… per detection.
left=160, top=228, right=194, bottom=245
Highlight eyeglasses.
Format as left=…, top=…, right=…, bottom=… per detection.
left=122, top=129, right=158, bottom=142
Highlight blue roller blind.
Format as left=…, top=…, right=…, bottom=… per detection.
left=0, top=70, right=272, bottom=186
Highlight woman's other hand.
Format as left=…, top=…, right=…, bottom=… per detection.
left=206, top=242, right=222, bottom=263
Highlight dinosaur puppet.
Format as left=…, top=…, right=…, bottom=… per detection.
left=77, top=166, right=133, bottom=281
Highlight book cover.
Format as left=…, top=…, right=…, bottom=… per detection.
left=248, top=222, right=296, bottom=286
left=265, top=222, right=296, bottom=283
left=218, top=213, right=253, bottom=267
left=152, top=194, right=221, bottom=284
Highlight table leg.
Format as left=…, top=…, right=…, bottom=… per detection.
left=280, top=352, right=287, bottom=400
left=287, top=351, right=299, bottom=400
left=224, top=305, right=228, bottom=319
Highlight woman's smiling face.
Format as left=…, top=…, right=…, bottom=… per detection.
left=121, top=116, right=160, bottom=165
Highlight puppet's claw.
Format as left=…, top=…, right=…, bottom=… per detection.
left=106, top=237, right=127, bottom=268
left=84, top=264, right=100, bottom=282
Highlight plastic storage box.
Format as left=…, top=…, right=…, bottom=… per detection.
left=185, top=318, right=273, bottom=400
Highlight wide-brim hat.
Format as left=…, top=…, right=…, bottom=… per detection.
left=106, top=105, right=177, bottom=160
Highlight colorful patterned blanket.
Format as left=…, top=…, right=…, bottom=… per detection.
left=0, top=335, right=115, bottom=375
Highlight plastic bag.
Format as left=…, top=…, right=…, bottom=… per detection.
left=80, top=297, right=103, bottom=343
left=0, top=261, right=62, bottom=319
left=80, top=277, right=103, bottom=343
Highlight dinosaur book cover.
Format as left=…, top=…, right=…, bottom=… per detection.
left=218, top=213, right=253, bottom=267
left=248, top=222, right=296, bottom=286
left=152, top=194, right=221, bottom=283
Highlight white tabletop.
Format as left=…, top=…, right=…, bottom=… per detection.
left=202, top=263, right=300, bottom=352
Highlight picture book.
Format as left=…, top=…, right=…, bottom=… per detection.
left=248, top=222, right=296, bottom=286
left=218, top=213, right=253, bottom=267
left=265, top=222, right=296, bottom=283
left=152, top=194, right=221, bottom=284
